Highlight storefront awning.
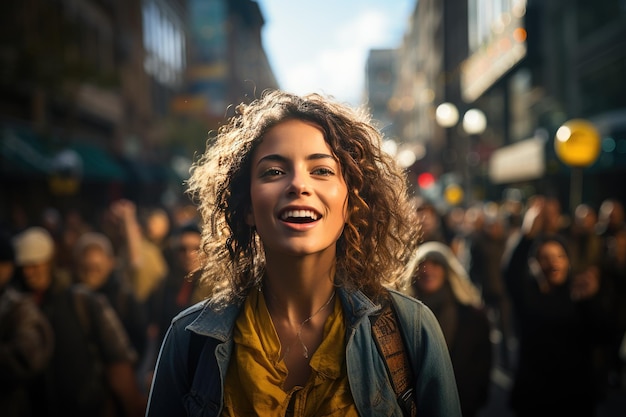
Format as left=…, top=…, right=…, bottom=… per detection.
left=488, top=136, right=546, bottom=184
left=71, top=142, right=126, bottom=182
left=0, top=127, right=52, bottom=176
left=1, top=126, right=127, bottom=182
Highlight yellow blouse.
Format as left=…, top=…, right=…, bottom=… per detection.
left=221, top=289, right=358, bottom=416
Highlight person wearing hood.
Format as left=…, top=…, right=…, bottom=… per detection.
left=401, top=241, right=492, bottom=417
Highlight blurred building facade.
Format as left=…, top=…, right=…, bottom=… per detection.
left=392, top=0, right=626, bottom=210
left=365, top=49, right=398, bottom=129
left=0, top=0, right=276, bottom=226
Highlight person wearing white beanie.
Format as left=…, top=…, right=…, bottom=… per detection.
left=13, top=225, right=146, bottom=417
left=1, top=230, right=54, bottom=417
left=12, top=227, right=56, bottom=297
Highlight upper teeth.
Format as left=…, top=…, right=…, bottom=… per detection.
left=281, top=210, right=319, bottom=220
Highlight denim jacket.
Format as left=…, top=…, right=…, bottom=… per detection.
left=146, top=288, right=461, bottom=417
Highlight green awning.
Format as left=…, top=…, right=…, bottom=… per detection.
left=1, top=126, right=127, bottom=182
left=0, top=127, right=52, bottom=176
left=71, top=142, right=126, bottom=182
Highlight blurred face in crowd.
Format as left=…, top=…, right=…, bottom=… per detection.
left=417, top=205, right=441, bottom=239
left=76, top=246, right=114, bottom=290
left=0, top=261, right=14, bottom=287
left=574, top=204, right=597, bottom=233
left=600, top=200, right=625, bottom=231
left=176, top=232, right=201, bottom=274
left=415, top=258, right=447, bottom=295
left=146, top=210, right=170, bottom=243
left=22, top=260, right=53, bottom=292
left=536, top=241, right=570, bottom=287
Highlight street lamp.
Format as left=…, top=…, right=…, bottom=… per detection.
left=435, top=102, right=487, bottom=205
left=462, top=109, right=487, bottom=135
left=435, top=102, right=460, bottom=128
left=435, top=102, right=460, bottom=179
left=462, top=109, right=487, bottom=204
left=554, top=118, right=601, bottom=211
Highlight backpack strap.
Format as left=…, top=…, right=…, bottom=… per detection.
left=370, top=293, right=417, bottom=417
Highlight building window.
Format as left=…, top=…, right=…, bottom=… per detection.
left=142, top=0, right=186, bottom=87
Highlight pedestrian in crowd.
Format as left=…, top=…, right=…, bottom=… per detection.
left=501, top=195, right=565, bottom=280
left=401, top=240, right=492, bottom=417
left=0, top=232, right=54, bottom=417
left=56, top=209, right=94, bottom=281
left=139, top=207, right=171, bottom=252
left=596, top=198, right=625, bottom=241
left=468, top=204, right=514, bottom=368
left=151, top=222, right=208, bottom=347
left=72, top=232, right=150, bottom=370
left=568, top=203, right=603, bottom=275
left=146, top=90, right=461, bottom=416
left=109, top=199, right=168, bottom=311
left=415, top=198, right=448, bottom=244
left=13, top=226, right=146, bottom=417
left=445, top=205, right=476, bottom=270
left=502, top=200, right=612, bottom=417
left=566, top=203, right=615, bottom=395
left=600, top=224, right=626, bottom=389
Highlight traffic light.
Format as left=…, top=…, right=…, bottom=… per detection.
left=417, top=172, right=436, bottom=189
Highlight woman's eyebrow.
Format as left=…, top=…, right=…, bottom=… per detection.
left=256, top=153, right=336, bottom=165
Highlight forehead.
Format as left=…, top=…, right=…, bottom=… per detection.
left=538, top=241, right=566, bottom=255
left=255, top=120, right=331, bottom=155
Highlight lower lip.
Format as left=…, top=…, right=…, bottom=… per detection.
left=279, top=219, right=319, bottom=231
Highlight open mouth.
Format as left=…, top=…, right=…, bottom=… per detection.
left=279, top=209, right=320, bottom=224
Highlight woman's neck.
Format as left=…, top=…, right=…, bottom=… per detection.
left=263, top=252, right=336, bottom=323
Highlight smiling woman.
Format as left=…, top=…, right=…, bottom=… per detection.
left=146, top=90, right=462, bottom=417
left=246, top=119, right=348, bottom=259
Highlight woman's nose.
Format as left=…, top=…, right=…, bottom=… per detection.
left=286, top=171, right=311, bottom=195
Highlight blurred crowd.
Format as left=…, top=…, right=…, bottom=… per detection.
left=406, top=194, right=626, bottom=417
left=0, top=200, right=209, bottom=417
left=1, top=194, right=626, bottom=416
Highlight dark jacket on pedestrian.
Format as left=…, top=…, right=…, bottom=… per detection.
left=0, top=285, right=54, bottom=417
left=25, top=278, right=140, bottom=417
left=503, top=234, right=611, bottom=416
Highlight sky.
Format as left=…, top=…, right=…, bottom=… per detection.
left=256, top=0, right=415, bottom=106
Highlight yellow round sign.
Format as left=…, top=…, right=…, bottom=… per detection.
left=554, top=119, right=601, bottom=167
left=444, top=184, right=464, bottom=206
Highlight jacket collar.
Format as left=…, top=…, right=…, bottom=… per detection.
left=186, top=287, right=383, bottom=341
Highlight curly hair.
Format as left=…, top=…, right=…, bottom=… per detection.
left=186, top=90, right=421, bottom=308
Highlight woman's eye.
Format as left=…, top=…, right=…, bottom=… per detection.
left=261, top=168, right=284, bottom=177
left=312, top=167, right=335, bottom=176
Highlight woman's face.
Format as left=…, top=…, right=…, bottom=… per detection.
left=536, top=241, right=570, bottom=287
left=415, top=259, right=446, bottom=295
left=247, top=119, right=348, bottom=258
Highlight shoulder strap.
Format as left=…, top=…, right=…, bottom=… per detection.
left=370, top=293, right=417, bottom=417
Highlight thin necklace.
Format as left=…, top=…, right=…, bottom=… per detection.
left=272, top=290, right=336, bottom=360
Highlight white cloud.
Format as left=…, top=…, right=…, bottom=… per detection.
left=259, top=1, right=413, bottom=105
left=337, top=9, right=392, bottom=46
